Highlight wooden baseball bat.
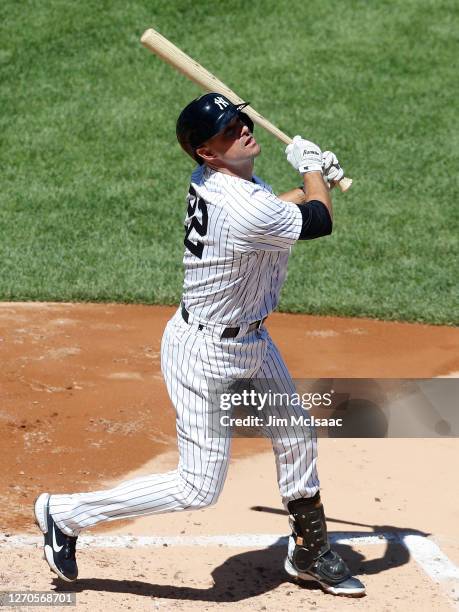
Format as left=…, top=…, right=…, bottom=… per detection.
left=140, top=28, right=352, bottom=192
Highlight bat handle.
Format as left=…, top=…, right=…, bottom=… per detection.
left=336, top=176, right=353, bottom=192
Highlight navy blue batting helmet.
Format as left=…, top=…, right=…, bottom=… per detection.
left=176, top=93, right=254, bottom=163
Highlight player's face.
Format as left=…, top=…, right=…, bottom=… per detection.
left=198, top=117, right=261, bottom=165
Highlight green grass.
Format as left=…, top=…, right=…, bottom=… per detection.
left=0, top=0, right=457, bottom=324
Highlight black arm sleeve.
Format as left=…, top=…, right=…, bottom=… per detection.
left=296, top=200, right=333, bottom=240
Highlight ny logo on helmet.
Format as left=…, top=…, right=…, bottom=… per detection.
left=214, top=96, right=229, bottom=111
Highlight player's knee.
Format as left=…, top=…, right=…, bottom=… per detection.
left=184, top=486, right=222, bottom=509
left=178, top=477, right=224, bottom=510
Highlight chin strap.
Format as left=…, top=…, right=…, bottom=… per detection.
left=287, top=493, right=351, bottom=583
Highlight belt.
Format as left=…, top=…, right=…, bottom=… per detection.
left=181, top=304, right=267, bottom=338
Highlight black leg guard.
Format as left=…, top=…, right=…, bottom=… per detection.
left=287, top=493, right=351, bottom=585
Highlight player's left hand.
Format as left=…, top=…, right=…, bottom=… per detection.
left=285, top=135, right=323, bottom=175
left=322, top=151, right=344, bottom=185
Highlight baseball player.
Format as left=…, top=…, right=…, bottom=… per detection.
left=34, top=93, right=365, bottom=597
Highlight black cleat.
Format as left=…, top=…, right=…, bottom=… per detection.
left=285, top=537, right=366, bottom=597
left=34, top=493, right=78, bottom=582
left=285, top=495, right=366, bottom=597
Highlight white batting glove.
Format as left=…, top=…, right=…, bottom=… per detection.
left=322, top=150, right=344, bottom=184
left=285, top=135, right=323, bottom=175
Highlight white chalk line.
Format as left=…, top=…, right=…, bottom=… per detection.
left=1, top=531, right=458, bottom=608
left=0, top=531, right=398, bottom=549
left=401, top=534, right=459, bottom=609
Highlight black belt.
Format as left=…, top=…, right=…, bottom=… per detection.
left=181, top=304, right=267, bottom=338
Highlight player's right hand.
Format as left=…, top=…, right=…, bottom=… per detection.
left=285, top=135, right=323, bottom=175
left=322, top=150, right=345, bottom=185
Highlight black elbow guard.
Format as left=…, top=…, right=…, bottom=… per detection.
left=296, top=200, right=332, bottom=240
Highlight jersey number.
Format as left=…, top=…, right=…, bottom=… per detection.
left=184, top=185, right=208, bottom=258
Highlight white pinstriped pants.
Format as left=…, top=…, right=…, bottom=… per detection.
left=50, top=309, right=319, bottom=536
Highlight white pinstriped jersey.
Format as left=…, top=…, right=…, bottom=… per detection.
left=47, top=166, right=320, bottom=538
left=182, top=165, right=303, bottom=325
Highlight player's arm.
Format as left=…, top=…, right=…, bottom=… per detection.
left=277, top=172, right=332, bottom=217
left=283, top=136, right=340, bottom=240
left=228, top=143, right=341, bottom=251
left=277, top=187, right=307, bottom=205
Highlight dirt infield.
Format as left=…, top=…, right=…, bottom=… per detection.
left=0, top=303, right=458, bottom=610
